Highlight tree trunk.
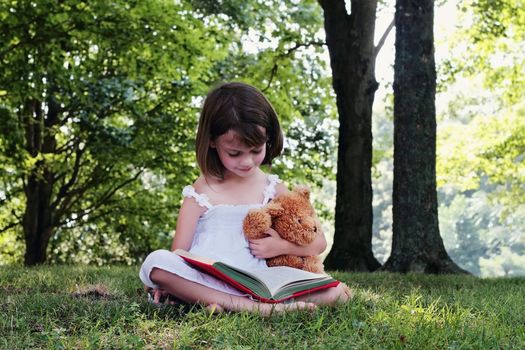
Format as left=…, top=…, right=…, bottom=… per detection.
left=383, top=0, right=467, bottom=274
left=319, top=0, right=381, bottom=271
left=22, top=96, right=59, bottom=265
left=23, top=168, right=55, bottom=265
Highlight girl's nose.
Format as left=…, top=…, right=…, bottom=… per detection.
left=240, top=156, right=253, bottom=166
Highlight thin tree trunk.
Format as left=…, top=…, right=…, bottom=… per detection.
left=22, top=94, right=59, bottom=265
left=23, top=169, right=55, bottom=265
left=383, top=0, right=467, bottom=274
left=319, top=0, right=381, bottom=271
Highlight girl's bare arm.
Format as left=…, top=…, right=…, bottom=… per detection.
left=171, top=197, right=206, bottom=251
left=249, top=227, right=327, bottom=258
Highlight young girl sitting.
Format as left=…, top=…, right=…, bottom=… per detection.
left=139, top=82, right=351, bottom=315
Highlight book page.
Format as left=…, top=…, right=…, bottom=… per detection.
left=245, top=266, right=331, bottom=296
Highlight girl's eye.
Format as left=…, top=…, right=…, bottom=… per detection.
left=228, top=153, right=240, bottom=157
left=252, top=149, right=262, bottom=154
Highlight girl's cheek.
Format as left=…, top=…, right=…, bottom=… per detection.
left=256, top=152, right=266, bottom=164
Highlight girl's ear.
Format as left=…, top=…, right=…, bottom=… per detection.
left=209, top=140, right=216, bottom=148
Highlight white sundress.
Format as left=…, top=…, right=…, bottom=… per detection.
left=139, top=175, right=281, bottom=297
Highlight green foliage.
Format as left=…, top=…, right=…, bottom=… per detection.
left=0, top=0, right=228, bottom=264
left=425, top=0, right=525, bottom=276
left=430, top=99, right=523, bottom=276
left=207, top=0, right=338, bottom=187
left=437, top=103, right=525, bottom=208
left=371, top=80, right=525, bottom=276
left=368, top=1, right=525, bottom=276
left=2, top=266, right=525, bottom=348
left=0, top=0, right=337, bottom=264
left=441, top=0, right=525, bottom=104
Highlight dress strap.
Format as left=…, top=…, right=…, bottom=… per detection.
left=182, top=186, right=213, bottom=209
left=262, top=174, right=281, bottom=204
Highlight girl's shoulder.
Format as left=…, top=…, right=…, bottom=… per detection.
left=186, top=175, right=230, bottom=207
left=181, top=176, right=214, bottom=208
left=191, top=175, right=209, bottom=193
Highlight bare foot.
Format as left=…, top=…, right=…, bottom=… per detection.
left=205, top=303, right=224, bottom=314
left=341, top=283, right=353, bottom=301
left=257, top=301, right=316, bottom=316
left=328, top=283, right=353, bottom=304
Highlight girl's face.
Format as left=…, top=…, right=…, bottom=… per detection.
left=211, top=129, right=266, bottom=178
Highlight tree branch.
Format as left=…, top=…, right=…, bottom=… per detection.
left=57, top=188, right=168, bottom=228
left=262, top=40, right=326, bottom=92
left=374, top=17, right=395, bottom=59
left=51, top=145, right=85, bottom=211
left=64, top=169, right=145, bottom=223
left=53, top=162, right=110, bottom=222
left=0, top=220, right=20, bottom=233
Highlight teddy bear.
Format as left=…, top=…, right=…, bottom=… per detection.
left=242, top=185, right=325, bottom=273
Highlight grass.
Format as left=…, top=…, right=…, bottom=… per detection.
left=1, top=266, right=524, bottom=349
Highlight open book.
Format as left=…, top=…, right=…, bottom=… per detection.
left=175, top=249, right=340, bottom=303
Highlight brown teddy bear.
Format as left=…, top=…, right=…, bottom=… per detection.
left=243, top=186, right=325, bottom=273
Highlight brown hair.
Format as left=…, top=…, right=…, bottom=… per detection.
left=196, top=82, right=284, bottom=180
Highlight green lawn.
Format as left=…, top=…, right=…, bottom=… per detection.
left=1, top=265, right=524, bottom=349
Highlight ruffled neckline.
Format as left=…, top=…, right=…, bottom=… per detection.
left=182, top=174, right=281, bottom=213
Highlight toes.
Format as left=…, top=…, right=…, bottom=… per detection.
left=266, top=301, right=316, bottom=315
left=206, top=303, right=224, bottom=314
left=341, top=283, right=353, bottom=302
left=295, top=301, right=317, bottom=311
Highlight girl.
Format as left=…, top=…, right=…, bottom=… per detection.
left=139, top=82, right=351, bottom=315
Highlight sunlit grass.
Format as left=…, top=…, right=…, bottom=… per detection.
left=1, top=266, right=524, bottom=349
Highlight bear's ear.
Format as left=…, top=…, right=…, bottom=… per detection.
left=266, top=202, right=285, bottom=217
left=293, top=185, right=311, bottom=200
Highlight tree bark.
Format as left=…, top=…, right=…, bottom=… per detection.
left=23, top=169, right=55, bottom=265
left=22, top=95, right=59, bottom=265
left=319, top=0, right=381, bottom=271
left=383, top=0, right=467, bottom=274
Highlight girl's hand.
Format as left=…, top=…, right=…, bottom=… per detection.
left=248, top=228, right=289, bottom=259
